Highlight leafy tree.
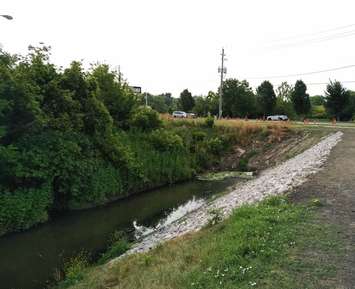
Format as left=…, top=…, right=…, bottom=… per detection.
left=291, top=80, right=311, bottom=116
left=256, top=81, right=276, bottom=116
left=179, top=89, right=194, bottom=112
left=325, top=80, right=350, bottom=121
left=222, top=79, right=256, bottom=118
left=206, top=91, right=219, bottom=116
left=274, top=98, right=296, bottom=119
left=310, top=95, right=325, bottom=106
left=193, top=96, right=208, bottom=116
left=89, top=64, right=136, bottom=128
left=276, top=82, right=293, bottom=101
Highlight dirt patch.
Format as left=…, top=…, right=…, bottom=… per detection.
left=289, top=129, right=355, bottom=289
left=217, top=129, right=329, bottom=172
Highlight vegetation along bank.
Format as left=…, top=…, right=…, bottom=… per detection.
left=0, top=46, right=292, bottom=236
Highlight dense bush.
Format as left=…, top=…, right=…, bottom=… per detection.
left=0, top=185, right=51, bottom=235
left=129, top=106, right=162, bottom=131
left=204, top=115, right=215, bottom=128
left=149, top=129, right=184, bottom=152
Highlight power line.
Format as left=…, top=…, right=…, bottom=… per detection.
left=266, top=30, right=355, bottom=49
left=307, top=80, right=355, bottom=86
left=268, top=23, right=355, bottom=44
left=247, top=64, right=355, bottom=80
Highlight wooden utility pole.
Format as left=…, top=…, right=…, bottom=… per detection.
left=218, top=48, right=226, bottom=119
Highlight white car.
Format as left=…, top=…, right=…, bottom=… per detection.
left=266, top=115, right=288, bottom=121
left=172, top=111, right=187, bottom=118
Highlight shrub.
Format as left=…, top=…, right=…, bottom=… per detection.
left=61, top=251, right=89, bottom=287
left=238, top=158, right=248, bottom=171
left=191, top=130, right=207, bottom=142
left=204, top=116, right=215, bottom=128
left=205, top=137, right=225, bottom=156
left=98, top=231, right=130, bottom=264
left=0, top=184, right=52, bottom=236
left=149, top=129, right=184, bottom=152
left=129, top=106, right=162, bottom=131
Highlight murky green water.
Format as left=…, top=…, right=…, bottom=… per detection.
left=0, top=178, right=238, bottom=289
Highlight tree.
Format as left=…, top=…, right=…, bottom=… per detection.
left=193, top=96, right=208, bottom=116
left=89, top=64, right=136, bottom=128
left=276, top=82, right=293, bottom=101
left=310, top=95, right=325, bottom=106
left=222, top=79, right=256, bottom=118
left=256, top=81, right=276, bottom=116
left=179, top=89, right=194, bottom=112
left=291, top=80, right=311, bottom=116
left=325, top=80, right=350, bottom=121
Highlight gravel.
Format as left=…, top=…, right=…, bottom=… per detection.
left=108, top=131, right=343, bottom=267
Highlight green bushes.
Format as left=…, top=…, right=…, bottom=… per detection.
left=149, top=129, right=184, bottom=152
left=98, top=231, right=130, bottom=264
left=0, top=184, right=51, bottom=235
left=129, top=106, right=162, bottom=131
left=204, top=115, right=215, bottom=128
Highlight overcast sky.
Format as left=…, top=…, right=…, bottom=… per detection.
left=2, top=0, right=355, bottom=97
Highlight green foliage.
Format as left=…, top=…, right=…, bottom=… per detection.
left=179, top=89, right=195, bottom=112
left=0, top=45, right=262, bottom=236
left=310, top=105, right=327, bottom=119
left=129, top=106, right=162, bottom=131
left=149, top=129, right=184, bottom=152
left=238, top=158, right=248, bottom=171
left=60, top=251, right=89, bottom=288
left=325, top=80, right=350, bottom=121
left=204, top=115, right=214, bottom=128
left=98, top=231, right=130, bottom=264
left=291, top=80, right=311, bottom=116
left=204, top=137, right=226, bottom=156
left=0, top=184, right=51, bottom=235
left=90, top=64, right=136, bottom=128
left=222, top=79, right=256, bottom=118
left=257, top=80, right=277, bottom=116
left=310, top=95, right=325, bottom=106
left=276, top=82, right=293, bottom=101
left=274, top=97, right=297, bottom=120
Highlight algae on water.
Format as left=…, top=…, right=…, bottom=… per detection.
left=197, top=171, right=254, bottom=181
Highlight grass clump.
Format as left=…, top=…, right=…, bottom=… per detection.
left=98, top=231, right=131, bottom=264
left=64, top=196, right=342, bottom=289
left=57, top=251, right=89, bottom=288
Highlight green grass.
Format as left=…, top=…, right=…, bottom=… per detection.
left=62, top=196, right=343, bottom=289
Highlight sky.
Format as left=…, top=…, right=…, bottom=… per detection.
left=2, top=0, right=355, bottom=97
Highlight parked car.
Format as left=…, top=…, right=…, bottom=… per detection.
left=172, top=111, right=187, bottom=118
left=187, top=113, right=196, bottom=118
left=266, top=115, right=288, bottom=121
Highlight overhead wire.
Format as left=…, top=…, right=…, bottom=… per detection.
left=247, top=64, right=355, bottom=80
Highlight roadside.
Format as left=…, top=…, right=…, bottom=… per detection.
left=289, top=129, right=355, bottom=288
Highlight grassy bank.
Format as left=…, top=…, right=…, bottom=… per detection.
left=58, top=196, right=343, bottom=289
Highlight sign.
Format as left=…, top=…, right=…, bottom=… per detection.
left=130, top=86, right=142, bottom=94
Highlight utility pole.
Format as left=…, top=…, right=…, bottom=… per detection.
left=145, top=92, right=148, bottom=106
left=218, top=48, right=227, bottom=119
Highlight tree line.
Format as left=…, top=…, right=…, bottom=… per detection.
left=146, top=79, right=355, bottom=121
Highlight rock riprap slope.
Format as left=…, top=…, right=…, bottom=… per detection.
left=109, top=131, right=343, bottom=266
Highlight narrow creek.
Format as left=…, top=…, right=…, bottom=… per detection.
left=0, top=177, right=240, bottom=289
